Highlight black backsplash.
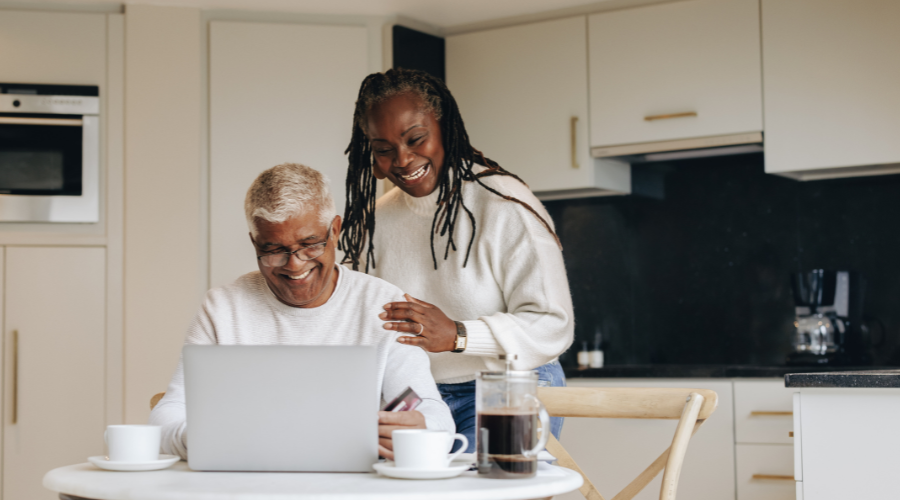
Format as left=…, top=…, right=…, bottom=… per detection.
left=543, top=153, right=900, bottom=368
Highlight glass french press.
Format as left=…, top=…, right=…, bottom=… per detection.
left=475, top=354, right=550, bottom=478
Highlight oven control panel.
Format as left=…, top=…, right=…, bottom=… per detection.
left=0, top=94, right=99, bottom=115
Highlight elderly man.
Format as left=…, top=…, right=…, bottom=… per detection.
left=150, top=163, right=454, bottom=460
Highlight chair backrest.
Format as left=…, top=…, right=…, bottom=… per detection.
left=537, top=387, right=718, bottom=500
left=150, top=392, right=166, bottom=410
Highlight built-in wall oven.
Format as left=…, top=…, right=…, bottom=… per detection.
left=0, top=83, right=99, bottom=223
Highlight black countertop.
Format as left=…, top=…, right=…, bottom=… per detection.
left=564, top=364, right=899, bottom=379
left=784, top=370, right=900, bottom=388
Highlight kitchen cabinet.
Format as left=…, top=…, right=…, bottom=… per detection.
left=209, top=21, right=370, bottom=288
left=0, top=6, right=124, bottom=428
left=446, top=17, right=630, bottom=200
left=0, top=9, right=112, bottom=238
left=587, top=0, right=763, bottom=157
left=792, top=387, right=900, bottom=500
left=762, top=0, right=900, bottom=180
left=3, top=246, right=106, bottom=500
left=0, top=10, right=106, bottom=90
left=734, top=381, right=796, bottom=500
left=555, top=379, right=735, bottom=500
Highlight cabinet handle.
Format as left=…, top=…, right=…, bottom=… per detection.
left=570, top=116, right=580, bottom=169
left=750, top=411, right=793, bottom=416
left=752, top=474, right=794, bottom=481
left=644, top=111, right=697, bottom=121
left=11, top=330, right=18, bottom=424
left=0, top=116, right=83, bottom=127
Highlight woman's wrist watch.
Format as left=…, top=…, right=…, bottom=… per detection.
left=451, top=321, right=468, bottom=353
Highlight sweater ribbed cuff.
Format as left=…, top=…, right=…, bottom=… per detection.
left=459, top=320, right=503, bottom=357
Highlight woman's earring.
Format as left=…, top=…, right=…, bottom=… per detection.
left=372, top=166, right=386, bottom=180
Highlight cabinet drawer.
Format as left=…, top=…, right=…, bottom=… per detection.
left=734, top=380, right=795, bottom=444
left=736, top=444, right=795, bottom=500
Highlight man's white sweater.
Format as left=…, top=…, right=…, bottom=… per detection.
left=370, top=169, right=575, bottom=383
left=150, top=266, right=455, bottom=459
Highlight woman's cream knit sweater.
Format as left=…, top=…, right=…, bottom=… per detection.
left=369, top=169, right=575, bottom=383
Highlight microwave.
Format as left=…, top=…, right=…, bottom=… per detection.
left=0, top=83, right=99, bottom=223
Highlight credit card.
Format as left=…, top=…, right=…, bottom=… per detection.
left=382, top=387, right=422, bottom=412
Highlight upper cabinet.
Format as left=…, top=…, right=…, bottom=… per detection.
left=446, top=0, right=899, bottom=194
left=0, top=10, right=107, bottom=87
left=762, top=0, right=900, bottom=180
left=588, top=0, right=763, bottom=157
left=447, top=17, right=630, bottom=199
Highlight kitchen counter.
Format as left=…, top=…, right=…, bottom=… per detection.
left=784, top=369, right=900, bottom=388
left=564, top=364, right=898, bottom=379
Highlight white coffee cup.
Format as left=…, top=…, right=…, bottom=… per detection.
left=392, top=429, right=468, bottom=470
left=104, top=425, right=161, bottom=462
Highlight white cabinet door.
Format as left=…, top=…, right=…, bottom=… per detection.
left=734, top=380, right=795, bottom=444
left=588, top=0, right=762, bottom=150
left=555, top=379, right=735, bottom=500
left=796, top=389, right=900, bottom=500
left=3, top=247, right=106, bottom=500
left=447, top=17, right=629, bottom=198
left=0, top=10, right=106, bottom=87
left=0, top=246, right=3, bottom=486
left=762, top=0, right=900, bottom=178
left=209, top=21, right=369, bottom=288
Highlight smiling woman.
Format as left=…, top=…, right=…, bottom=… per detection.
left=367, top=93, right=445, bottom=198
left=342, top=69, right=560, bottom=272
left=339, top=68, right=575, bottom=452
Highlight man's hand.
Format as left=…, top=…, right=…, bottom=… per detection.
left=377, top=410, right=427, bottom=460
left=379, top=294, right=458, bottom=352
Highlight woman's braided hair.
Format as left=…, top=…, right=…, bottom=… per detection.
left=340, top=68, right=560, bottom=273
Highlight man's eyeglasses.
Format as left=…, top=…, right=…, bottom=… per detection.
left=255, top=217, right=335, bottom=268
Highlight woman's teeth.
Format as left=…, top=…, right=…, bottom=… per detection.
left=287, top=269, right=313, bottom=280
left=398, top=165, right=428, bottom=182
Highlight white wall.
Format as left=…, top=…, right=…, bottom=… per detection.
left=123, top=4, right=205, bottom=423
left=208, top=21, right=369, bottom=288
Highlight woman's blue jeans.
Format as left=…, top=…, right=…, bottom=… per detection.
left=437, top=360, right=566, bottom=453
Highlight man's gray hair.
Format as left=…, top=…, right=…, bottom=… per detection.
left=245, top=163, right=336, bottom=236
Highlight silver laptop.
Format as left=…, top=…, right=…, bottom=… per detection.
left=183, top=345, right=378, bottom=472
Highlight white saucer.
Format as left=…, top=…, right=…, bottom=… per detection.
left=373, top=460, right=472, bottom=480
left=88, top=454, right=180, bottom=471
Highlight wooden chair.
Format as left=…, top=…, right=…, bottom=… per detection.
left=150, top=392, right=166, bottom=410
left=537, top=387, right=717, bottom=500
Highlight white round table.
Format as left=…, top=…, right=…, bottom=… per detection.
left=44, top=461, right=583, bottom=500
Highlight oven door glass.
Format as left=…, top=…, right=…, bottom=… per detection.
left=0, top=117, right=83, bottom=196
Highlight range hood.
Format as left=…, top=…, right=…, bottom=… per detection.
left=590, top=132, right=763, bottom=163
